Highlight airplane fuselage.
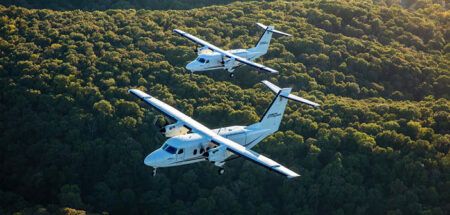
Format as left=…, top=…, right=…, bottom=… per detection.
left=144, top=125, right=272, bottom=168
left=185, top=49, right=264, bottom=73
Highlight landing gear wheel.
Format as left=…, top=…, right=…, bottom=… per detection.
left=152, top=168, right=157, bottom=176
left=218, top=168, right=225, bottom=175
left=229, top=73, right=235, bottom=78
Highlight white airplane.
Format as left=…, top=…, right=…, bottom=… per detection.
left=129, top=81, right=319, bottom=178
left=173, top=23, right=291, bottom=78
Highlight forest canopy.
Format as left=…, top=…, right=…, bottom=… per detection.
left=0, top=0, right=449, bottom=214
left=1, top=0, right=247, bottom=10
left=2, top=0, right=449, bottom=11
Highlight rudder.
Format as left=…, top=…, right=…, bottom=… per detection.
left=250, top=26, right=274, bottom=56
left=249, top=88, right=292, bottom=132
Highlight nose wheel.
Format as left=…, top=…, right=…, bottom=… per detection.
left=218, top=168, right=225, bottom=175
left=152, top=168, right=157, bottom=176
left=229, top=73, right=235, bottom=78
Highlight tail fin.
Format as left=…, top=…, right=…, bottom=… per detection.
left=247, top=80, right=320, bottom=132
left=249, top=23, right=292, bottom=56
left=257, top=87, right=292, bottom=132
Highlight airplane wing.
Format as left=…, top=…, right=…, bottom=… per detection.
left=173, top=29, right=279, bottom=74
left=129, top=89, right=299, bottom=178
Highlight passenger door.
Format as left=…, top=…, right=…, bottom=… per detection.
left=176, top=148, right=185, bottom=161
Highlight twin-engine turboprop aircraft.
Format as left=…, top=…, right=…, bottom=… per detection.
left=129, top=81, right=319, bottom=178
left=173, top=23, right=291, bottom=78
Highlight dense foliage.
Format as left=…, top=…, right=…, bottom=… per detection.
left=2, top=0, right=449, bottom=11
left=0, top=0, right=449, bottom=214
left=0, top=0, right=245, bottom=10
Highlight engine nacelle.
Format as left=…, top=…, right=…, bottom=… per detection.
left=207, top=145, right=228, bottom=164
left=197, top=46, right=211, bottom=54
left=160, top=122, right=190, bottom=138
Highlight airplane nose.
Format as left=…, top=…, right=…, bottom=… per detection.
left=144, top=154, right=155, bottom=166
left=186, top=62, right=194, bottom=71
left=144, top=149, right=166, bottom=167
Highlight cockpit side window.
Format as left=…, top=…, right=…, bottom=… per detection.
left=164, top=145, right=177, bottom=154
left=177, top=149, right=184, bottom=154
left=197, top=58, right=206, bottom=63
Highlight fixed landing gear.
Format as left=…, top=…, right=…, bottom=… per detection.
left=152, top=168, right=157, bottom=176
left=214, top=161, right=225, bottom=175
left=218, top=168, right=225, bottom=175
left=225, top=68, right=235, bottom=78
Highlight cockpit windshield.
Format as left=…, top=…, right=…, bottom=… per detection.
left=197, top=58, right=206, bottom=63
left=164, top=145, right=177, bottom=154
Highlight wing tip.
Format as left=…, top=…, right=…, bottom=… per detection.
left=173, top=29, right=183, bottom=34
left=129, top=89, right=152, bottom=99
left=287, top=174, right=301, bottom=179
left=307, top=100, right=321, bottom=108
left=260, top=68, right=278, bottom=74
left=283, top=32, right=293, bottom=37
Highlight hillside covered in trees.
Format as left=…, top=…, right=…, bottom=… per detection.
left=0, top=0, right=449, bottom=214
left=2, top=0, right=449, bottom=11
left=1, top=0, right=245, bottom=10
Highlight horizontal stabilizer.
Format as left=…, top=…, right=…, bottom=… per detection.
left=256, top=23, right=292, bottom=37
left=261, top=80, right=320, bottom=107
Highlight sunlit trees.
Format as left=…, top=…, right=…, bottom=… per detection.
left=0, top=0, right=448, bottom=214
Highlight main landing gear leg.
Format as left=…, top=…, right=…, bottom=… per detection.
left=218, top=168, right=225, bottom=175
left=225, top=67, right=235, bottom=78
left=152, top=168, right=157, bottom=176
left=214, top=161, right=225, bottom=175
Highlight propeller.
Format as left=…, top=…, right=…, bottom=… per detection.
left=152, top=116, right=169, bottom=133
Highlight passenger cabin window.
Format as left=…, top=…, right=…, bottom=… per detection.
left=177, top=149, right=184, bottom=154
left=200, top=148, right=204, bottom=154
left=164, top=145, right=177, bottom=154
left=198, top=58, right=206, bottom=63
left=193, top=149, right=197, bottom=155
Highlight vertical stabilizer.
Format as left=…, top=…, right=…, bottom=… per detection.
left=250, top=25, right=274, bottom=56
left=246, top=80, right=319, bottom=136
left=248, top=88, right=291, bottom=132
left=248, top=23, right=292, bottom=57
